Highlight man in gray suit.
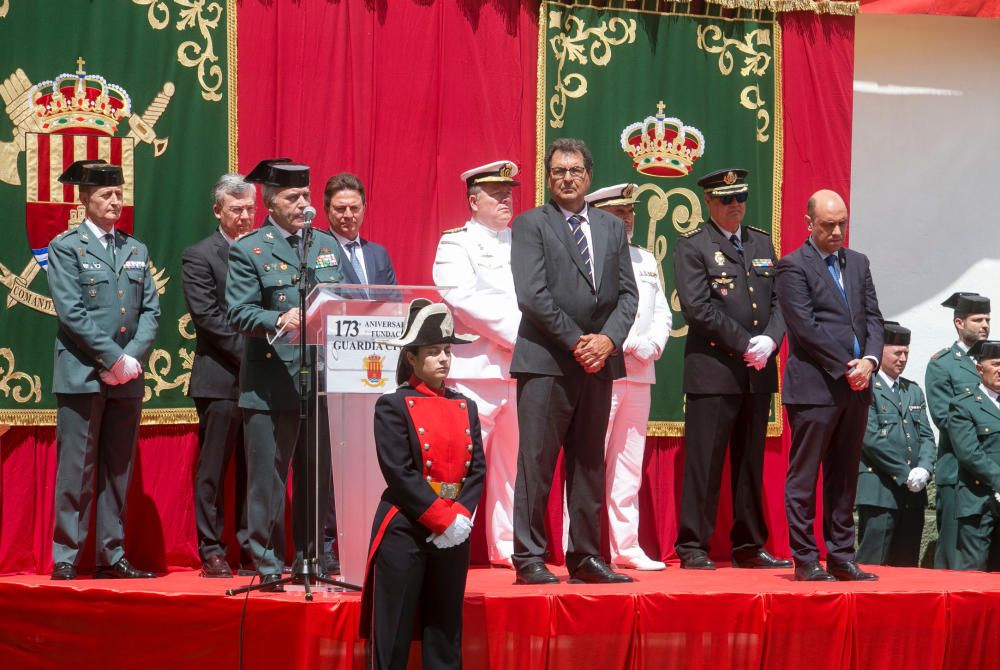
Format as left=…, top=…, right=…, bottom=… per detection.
left=47, top=160, right=160, bottom=580
left=182, top=173, right=256, bottom=577
left=510, top=138, right=638, bottom=585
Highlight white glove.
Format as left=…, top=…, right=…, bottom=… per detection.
left=630, top=339, right=660, bottom=363
left=994, top=491, right=1000, bottom=504
left=432, top=514, right=472, bottom=549
left=110, top=354, right=143, bottom=384
left=743, top=335, right=775, bottom=370
left=906, top=467, right=930, bottom=492
left=99, top=369, right=122, bottom=386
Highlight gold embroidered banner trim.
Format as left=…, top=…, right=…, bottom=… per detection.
left=0, top=407, right=199, bottom=426
left=227, top=0, right=237, bottom=171
left=705, top=0, right=858, bottom=14
left=647, top=418, right=783, bottom=437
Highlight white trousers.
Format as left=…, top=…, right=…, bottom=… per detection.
left=452, top=379, right=518, bottom=564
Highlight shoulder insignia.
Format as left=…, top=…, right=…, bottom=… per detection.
left=442, top=226, right=465, bottom=235
left=680, top=227, right=703, bottom=239
left=54, top=229, right=74, bottom=241
left=746, top=225, right=770, bottom=236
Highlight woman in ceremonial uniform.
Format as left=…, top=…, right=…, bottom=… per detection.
left=361, top=299, right=485, bottom=670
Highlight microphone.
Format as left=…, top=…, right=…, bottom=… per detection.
left=302, top=206, right=316, bottom=226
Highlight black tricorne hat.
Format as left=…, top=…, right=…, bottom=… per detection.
left=941, top=292, right=990, bottom=315
left=883, top=321, right=911, bottom=346
left=969, top=340, right=1000, bottom=362
left=379, top=299, right=478, bottom=348
left=246, top=158, right=309, bottom=188
left=58, top=159, right=124, bottom=187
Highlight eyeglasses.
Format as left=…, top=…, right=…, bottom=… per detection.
left=226, top=205, right=256, bottom=215
left=549, top=166, right=587, bottom=180
left=715, top=192, right=748, bottom=205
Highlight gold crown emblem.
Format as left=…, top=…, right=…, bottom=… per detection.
left=28, top=57, right=132, bottom=135
left=620, top=101, right=705, bottom=179
left=499, top=163, right=514, bottom=178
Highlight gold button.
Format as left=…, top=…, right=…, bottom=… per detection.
left=120, top=308, right=126, bottom=314
left=265, top=352, right=272, bottom=359
left=118, top=290, right=124, bottom=297
left=459, top=402, right=466, bottom=409
left=721, top=272, right=727, bottom=277
left=464, top=460, right=471, bottom=468
left=426, top=475, right=432, bottom=482
left=749, top=286, right=754, bottom=293
left=752, top=303, right=758, bottom=309
left=903, top=419, right=908, bottom=424
left=465, top=428, right=471, bottom=435
left=868, top=467, right=873, bottom=472
left=467, top=444, right=473, bottom=452
left=986, top=428, right=991, bottom=433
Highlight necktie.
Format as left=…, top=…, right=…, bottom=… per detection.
left=826, top=255, right=861, bottom=358
left=568, top=214, right=594, bottom=286
left=290, top=234, right=301, bottom=254
left=729, top=233, right=744, bottom=258
left=104, top=233, right=116, bottom=266
left=346, top=241, right=369, bottom=297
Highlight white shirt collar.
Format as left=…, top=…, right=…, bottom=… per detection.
left=557, top=203, right=589, bottom=223
left=980, top=383, right=999, bottom=405
left=332, top=230, right=361, bottom=248
left=711, top=219, right=742, bottom=241
left=879, top=370, right=899, bottom=389
left=956, top=340, right=970, bottom=354
left=218, top=226, right=237, bottom=245
left=84, top=219, right=115, bottom=244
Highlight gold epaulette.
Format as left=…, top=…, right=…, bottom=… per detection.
left=746, top=225, right=770, bottom=236
left=442, top=226, right=465, bottom=235
left=680, top=227, right=703, bottom=238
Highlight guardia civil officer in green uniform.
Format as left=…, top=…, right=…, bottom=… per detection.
left=226, top=159, right=347, bottom=589
left=48, top=160, right=160, bottom=580
left=947, top=340, right=1000, bottom=571
left=925, top=292, right=991, bottom=569
left=856, top=322, right=935, bottom=567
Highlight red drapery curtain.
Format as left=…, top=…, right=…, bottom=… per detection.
left=0, top=1, right=856, bottom=575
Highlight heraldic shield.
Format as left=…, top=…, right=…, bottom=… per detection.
left=24, top=132, right=135, bottom=273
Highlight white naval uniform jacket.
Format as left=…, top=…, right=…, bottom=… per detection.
left=621, top=244, right=670, bottom=384
left=432, top=219, right=521, bottom=380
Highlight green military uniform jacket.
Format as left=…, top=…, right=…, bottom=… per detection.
left=857, top=375, right=936, bottom=509
left=948, top=387, right=1000, bottom=518
left=47, top=223, right=160, bottom=398
left=226, top=219, right=346, bottom=411
left=926, top=343, right=981, bottom=487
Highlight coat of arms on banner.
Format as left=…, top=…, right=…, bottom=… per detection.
left=0, top=58, right=172, bottom=316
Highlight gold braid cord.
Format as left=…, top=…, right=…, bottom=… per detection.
left=705, top=0, right=859, bottom=14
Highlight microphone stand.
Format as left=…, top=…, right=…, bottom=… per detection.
left=227, top=211, right=359, bottom=600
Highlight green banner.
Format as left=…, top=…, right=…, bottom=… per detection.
left=0, top=0, right=233, bottom=424
left=539, top=1, right=783, bottom=436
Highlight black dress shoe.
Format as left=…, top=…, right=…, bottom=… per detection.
left=321, top=552, right=341, bottom=575
left=827, top=560, right=878, bottom=581
left=794, top=562, right=836, bottom=582
left=259, top=573, right=283, bottom=592
left=200, top=554, right=233, bottom=578
left=95, top=558, right=156, bottom=579
left=51, top=562, right=76, bottom=580
left=569, top=556, right=633, bottom=584
left=680, top=552, right=716, bottom=570
left=732, top=549, right=793, bottom=569
left=514, top=562, right=559, bottom=585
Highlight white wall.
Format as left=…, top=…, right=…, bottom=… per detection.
left=851, top=14, right=1000, bottom=394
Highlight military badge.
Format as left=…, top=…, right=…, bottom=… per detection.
left=320, top=247, right=331, bottom=254
left=714, top=251, right=725, bottom=266
left=123, top=260, right=145, bottom=270
left=751, top=258, right=774, bottom=268
left=315, top=253, right=339, bottom=269
left=279, top=263, right=287, bottom=271
left=264, top=232, right=274, bottom=240
left=362, top=354, right=387, bottom=388
left=263, top=264, right=270, bottom=272
left=253, top=247, right=261, bottom=255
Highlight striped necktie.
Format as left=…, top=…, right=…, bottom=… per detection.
left=568, top=214, right=594, bottom=286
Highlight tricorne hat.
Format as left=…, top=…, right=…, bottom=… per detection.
left=58, top=159, right=124, bottom=187
left=379, top=299, right=478, bottom=348
left=941, top=292, right=990, bottom=315
left=246, top=158, right=309, bottom=188
left=968, top=340, right=1000, bottom=362
left=883, top=321, right=911, bottom=347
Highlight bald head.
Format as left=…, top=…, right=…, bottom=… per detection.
left=806, top=189, right=848, bottom=255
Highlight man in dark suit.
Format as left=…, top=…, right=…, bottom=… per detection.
left=509, top=138, right=638, bottom=585
left=227, top=159, right=347, bottom=589
left=321, top=172, right=400, bottom=574
left=775, top=189, right=884, bottom=582
left=47, top=160, right=159, bottom=580
left=181, top=173, right=256, bottom=577
left=673, top=168, right=789, bottom=571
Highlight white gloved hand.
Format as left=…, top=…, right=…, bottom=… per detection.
left=906, top=467, right=931, bottom=492
left=99, top=369, right=122, bottom=386
left=747, top=335, right=776, bottom=359
left=994, top=491, right=1000, bottom=504
left=631, top=339, right=660, bottom=363
left=432, top=514, right=473, bottom=549
left=110, top=354, right=143, bottom=384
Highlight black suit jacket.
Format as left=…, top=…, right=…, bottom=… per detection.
left=338, top=237, right=398, bottom=286
left=509, top=202, right=638, bottom=380
left=673, top=221, right=784, bottom=394
left=182, top=229, right=243, bottom=399
left=776, top=241, right=883, bottom=406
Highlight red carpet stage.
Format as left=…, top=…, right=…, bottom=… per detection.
left=2, top=565, right=999, bottom=670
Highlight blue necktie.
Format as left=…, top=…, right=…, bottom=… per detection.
left=346, top=241, right=369, bottom=297
left=826, top=255, right=861, bottom=358
left=729, top=233, right=744, bottom=259
left=568, top=214, right=594, bottom=286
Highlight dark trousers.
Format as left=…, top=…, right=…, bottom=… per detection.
left=955, top=501, right=1000, bottom=572
left=512, top=373, right=612, bottom=571
left=785, top=390, right=870, bottom=565
left=243, top=399, right=331, bottom=574
left=934, top=484, right=958, bottom=569
left=856, top=504, right=924, bottom=567
left=675, top=392, right=770, bottom=558
left=193, top=396, right=250, bottom=563
left=52, top=393, right=142, bottom=567
left=369, top=513, right=469, bottom=670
